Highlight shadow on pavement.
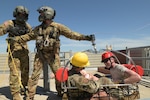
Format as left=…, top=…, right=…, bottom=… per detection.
left=46, top=93, right=62, bottom=100
left=0, top=86, right=13, bottom=100
left=36, top=86, right=62, bottom=100
left=0, top=86, right=61, bottom=100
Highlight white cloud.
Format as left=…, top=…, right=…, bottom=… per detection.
left=134, top=24, right=150, bottom=32
left=59, top=36, right=150, bottom=51
left=96, top=37, right=150, bottom=50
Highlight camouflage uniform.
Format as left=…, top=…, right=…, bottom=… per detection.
left=67, top=72, right=139, bottom=100
left=0, top=19, right=31, bottom=100
left=108, top=85, right=140, bottom=100
left=15, top=21, right=92, bottom=100
left=67, top=69, right=114, bottom=100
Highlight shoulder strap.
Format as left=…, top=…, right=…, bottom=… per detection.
left=48, top=25, right=60, bottom=41
left=49, top=26, right=54, bottom=38
left=12, top=20, right=16, bottom=27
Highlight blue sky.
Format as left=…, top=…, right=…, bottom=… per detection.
left=0, top=0, right=150, bottom=53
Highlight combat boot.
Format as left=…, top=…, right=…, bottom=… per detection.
left=62, top=93, right=68, bottom=100
left=26, top=91, right=34, bottom=100
left=20, top=86, right=27, bottom=95
left=13, top=93, right=22, bottom=100
left=26, top=97, right=34, bottom=100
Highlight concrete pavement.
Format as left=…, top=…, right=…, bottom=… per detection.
left=0, top=74, right=150, bottom=100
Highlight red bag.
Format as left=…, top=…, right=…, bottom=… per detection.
left=122, top=64, right=144, bottom=76
left=56, top=67, right=68, bottom=82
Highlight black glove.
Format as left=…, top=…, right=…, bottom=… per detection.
left=85, top=34, right=95, bottom=41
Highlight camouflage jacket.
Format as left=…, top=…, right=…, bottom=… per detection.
left=67, top=69, right=100, bottom=98
left=0, top=20, right=32, bottom=51
left=67, top=69, right=115, bottom=99
left=15, top=21, right=90, bottom=52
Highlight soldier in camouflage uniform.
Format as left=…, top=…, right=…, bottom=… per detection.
left=66, top=52, right=114, bottom=100
left=0, top=6, right=32, bottom=100
left=12, top=6, right=95, bottom=100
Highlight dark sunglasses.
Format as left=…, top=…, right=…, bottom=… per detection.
left=103, top=58, right=110, bottom=63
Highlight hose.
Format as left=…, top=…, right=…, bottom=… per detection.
left=6, top=40, right=23, bottom=89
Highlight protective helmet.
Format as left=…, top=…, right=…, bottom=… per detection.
left=13, top=6, right=29, bottom=21
left=37, top=6, right=55, bottom=22
left=70, top=52, right=90, bottom=68
left=101, top=51, right=114, bottom=62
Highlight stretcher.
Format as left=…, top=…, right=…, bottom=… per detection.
left=56, top=51, right=143, bottom=100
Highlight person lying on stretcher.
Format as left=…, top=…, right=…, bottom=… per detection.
left=56, top=52, right=116, bottom=100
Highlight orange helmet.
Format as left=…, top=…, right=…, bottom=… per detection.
left=101, top=51, right=114, bottom=62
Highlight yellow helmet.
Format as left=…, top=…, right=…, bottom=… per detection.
left=70, top=52, right=90, bottom=67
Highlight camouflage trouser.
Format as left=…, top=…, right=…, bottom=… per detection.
left=9, top=50, right=29, bottom=100
left=26, top=52, right=61, bottom=99
left=123, top=91, right=140, bottom=100
left=109, top=86, right=140, bottom=100
left=67, top=74, right=140, bottom=100
left=67, top=74, right=114, bottom=100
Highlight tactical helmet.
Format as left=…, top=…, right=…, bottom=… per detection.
left=37, top=6, right=56, bottom=22
left=101, top=51, right=114, bottom=62
left=13, top=6, right=29, bottom=21
left=70, top=52, right=90, bottom=68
